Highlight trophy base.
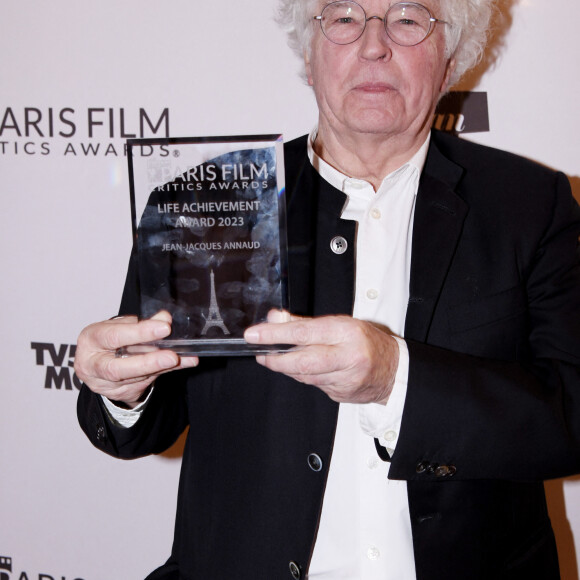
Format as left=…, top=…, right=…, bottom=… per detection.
left=119, top=338, right=292, bottom=357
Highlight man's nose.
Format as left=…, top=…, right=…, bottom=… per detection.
left=358, top=16, right=393, bottom=61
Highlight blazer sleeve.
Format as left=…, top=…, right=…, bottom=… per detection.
left=390, top=171, right=580, bottom=482
left=77, top=372, right=189, bottom=459
left=77, top=248, right=190, bottom=459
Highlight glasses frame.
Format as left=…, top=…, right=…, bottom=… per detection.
left=313, top=1, right=449, bottom=47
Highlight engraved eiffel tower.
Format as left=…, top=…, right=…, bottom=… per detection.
left=201, top=269, right=230, bottom=336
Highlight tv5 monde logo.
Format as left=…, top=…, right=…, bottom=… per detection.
left=30, top=343, right=81, bottom=391
left=0, top=554, right=85, bottom=580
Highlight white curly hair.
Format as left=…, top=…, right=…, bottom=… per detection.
left=275, top=0, right=495, bottom=87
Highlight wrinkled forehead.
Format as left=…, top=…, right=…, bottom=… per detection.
left=316, top=0, right=443, bottom=13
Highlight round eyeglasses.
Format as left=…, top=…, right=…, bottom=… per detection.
left=313, top=1, right=448, bottom=47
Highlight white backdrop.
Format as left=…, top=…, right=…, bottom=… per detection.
left=0, top=0, right=579, bottom=578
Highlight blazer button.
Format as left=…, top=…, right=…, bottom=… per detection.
left=415, top=461, right=430, bottom=474
left=434, top=464, right=457, bottom=478
left=330, top=236, right=348, bottom=255
left=289, top=561, right=302, bottom=579
left=308, top=453, right=323, bottom=472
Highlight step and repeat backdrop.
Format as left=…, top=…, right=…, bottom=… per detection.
left=1, top=0, right=579, bottom=578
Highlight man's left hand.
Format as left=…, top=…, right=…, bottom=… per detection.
left=244, top=311, right=400, bottom=404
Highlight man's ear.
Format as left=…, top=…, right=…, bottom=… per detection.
left=440, top=57, right=456, bottom=94
left=304, top=49, right=314, bottom=86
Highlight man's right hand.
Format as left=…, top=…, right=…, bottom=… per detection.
left=74, top=311, right=198, bottom=408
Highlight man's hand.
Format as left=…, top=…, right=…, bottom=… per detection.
left=244, top=311, right=400, bottom=404
left=74, top=311, right=198, bottom=408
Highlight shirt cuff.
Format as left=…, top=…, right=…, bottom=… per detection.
left=101, top=386, right=154, bottom=428
left=358, top=336, right=409, bottom=455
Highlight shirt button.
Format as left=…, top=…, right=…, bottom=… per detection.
left=366, top=289, right=379, bottom=300
left=370, top=208, right=381, bottom=220
left=367, top=456, right=379, bottom=469
left=367, top=546, right=381, bottom=560
left=330, top=236, right=348, bottom=255
left=383, top=430, right=397, bottom=442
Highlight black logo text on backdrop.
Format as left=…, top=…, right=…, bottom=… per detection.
left=31, top=343, right=80, bottom=391
left=0, top=107, right=170, bottom=157
left=433, top=91, right=490, bottom=134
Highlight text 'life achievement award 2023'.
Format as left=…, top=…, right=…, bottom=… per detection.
left=125, top=135, right=289, bottom=356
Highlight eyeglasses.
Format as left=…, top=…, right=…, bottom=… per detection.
left=313, top=1, right=448, bottom=47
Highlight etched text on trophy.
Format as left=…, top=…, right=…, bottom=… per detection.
left=127, top=135, right=288, bottom=355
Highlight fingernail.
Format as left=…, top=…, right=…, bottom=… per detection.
left=182, top=357, right=199, bottom=367
left=153, top=323, right=171, bottom=338
left=244, top=328, right=259, bottom=343
left=268, top=310, right=285, bottom=323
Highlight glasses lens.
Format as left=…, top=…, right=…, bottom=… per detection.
left=386, top=3, right=432, bottom=46
left=321, top=1, right=366, bottom=45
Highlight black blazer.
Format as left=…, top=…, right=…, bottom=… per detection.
left=78, top=131, right=580, bottom=580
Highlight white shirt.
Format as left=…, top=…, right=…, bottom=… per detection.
left=306, top=129, right=429, bottom=579
left=104, top=130, right=430, bottom=579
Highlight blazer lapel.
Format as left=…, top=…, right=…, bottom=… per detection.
left=405, top=136, right=468, bottom=342
left=284, top=133, right=467, bottom=340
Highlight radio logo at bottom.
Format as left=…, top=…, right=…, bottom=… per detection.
left=0, top=555, right=12, bottom=580
left=0, top=555, right=85, bottom=580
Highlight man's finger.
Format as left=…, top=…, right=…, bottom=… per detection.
left=84, top=317, right=172, bottom=352
left=266, top=309, right=294, bottom=323
left=246, top=315, right=354, bottom=347
left=258, top=345, right=343, bottom=377
left=90, top=349, right=180, bottom=384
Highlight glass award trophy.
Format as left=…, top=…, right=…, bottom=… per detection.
left=125, top=135, right=289, bottom=356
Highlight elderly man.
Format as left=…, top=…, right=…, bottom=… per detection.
left=76, top=0, right=580, bottom=578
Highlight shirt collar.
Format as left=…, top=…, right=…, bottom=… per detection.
left=306, top=128, right=430, bottom=195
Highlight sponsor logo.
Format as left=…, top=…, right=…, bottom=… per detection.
left=0, top=106, right=170, bottom=158
left=0, top=556, right=12, bottom=580
left=433, top=91, right=490, bottom=134
left=0, top=555, right=84, bottom=580
left=31, top=343, right=80, bottom=391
